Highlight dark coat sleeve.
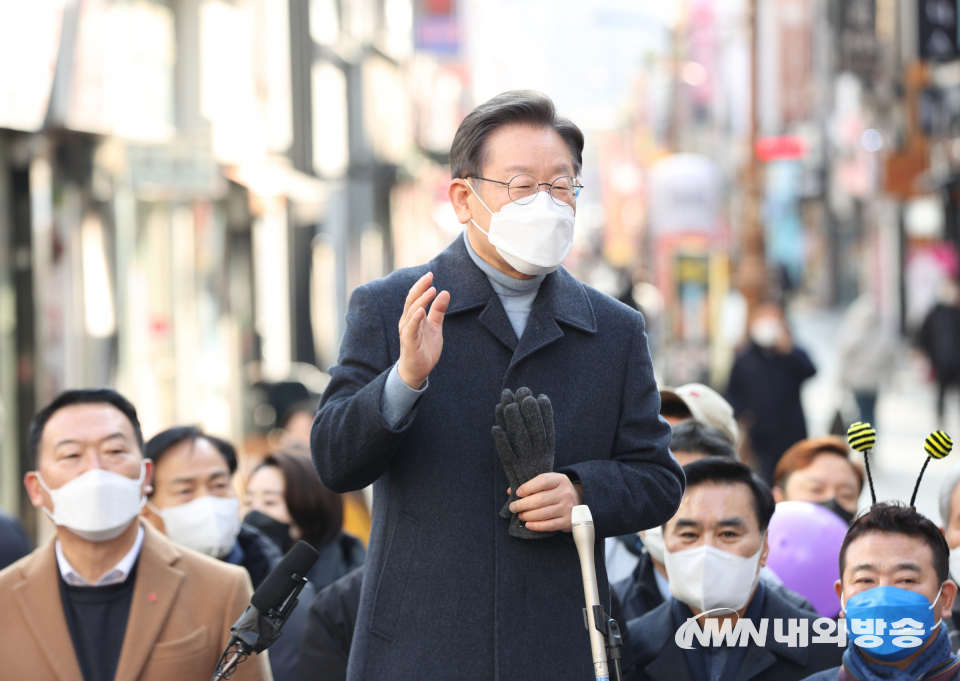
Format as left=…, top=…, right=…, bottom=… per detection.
left=295, top=567, right=364, bottom=681
left=785, top=347, right=816, bottom=381
left=311, top=284, right=419, bottom=492
left=726, top=353, right=748, bottom=419
left=557, top=313, right=684, bottom=537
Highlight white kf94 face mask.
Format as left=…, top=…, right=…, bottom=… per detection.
left=467, top=183, right=576, bottom=276
left=37, top=463, right=147, bottom=542
left=641, top=526, right=666, bottom=565
left=150, top=496, right=241, bottom=559
left=664, top=537, right=765, bottom=612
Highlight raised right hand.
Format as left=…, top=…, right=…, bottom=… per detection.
left=397, top=272, right=450, bottom=389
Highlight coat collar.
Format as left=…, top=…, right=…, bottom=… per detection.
left=641, top=586, right=810, bottom=681
left=640, top=602, right=696, bottom=681
left=113, top=520, right=186, bottom=681
left=430, top=234, right=597, bottom=361
left=13, top=536, right=84, bottom=681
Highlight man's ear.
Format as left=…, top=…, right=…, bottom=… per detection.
left=448, top=179, right=473, bottom=225
left=23, top=471, right=47, bottom=510
left=772, top=486, right=785, bottom=503
left=834, top=579, right=843, bottom=601
left=940, top=579, right=958, bottom=620
left=759, top=532, right=770, bottom=568
left=141, top=459, right=154, bottom=496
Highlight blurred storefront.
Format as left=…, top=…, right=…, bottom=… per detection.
left=0, top=0, right=430, bottom=540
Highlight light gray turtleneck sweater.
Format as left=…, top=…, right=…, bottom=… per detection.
left=380, top=231, right=545, bottom=428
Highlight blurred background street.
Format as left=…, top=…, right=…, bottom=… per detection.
left=3, top=0, right=960, bottom=543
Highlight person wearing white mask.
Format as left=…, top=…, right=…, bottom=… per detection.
left=628, top=458, right=843, bottom=681
left=0, top=388, right=270, bottom=681
left=726, top=301, right=816, bottom=484
left=612, top=423, right=814, bottom=622
left=313, top=90, right=682, bottom=680
left=141, top=426, right=282, bottom=589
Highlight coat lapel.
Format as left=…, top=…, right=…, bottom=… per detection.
left=113, top=522, right=186, bottom=681
left=430, top=233, right=599, bottom=369
left=732, top=588, right=808, bottom=681
left=644, top=637, right=695, bottom=681
left=13, top=541, right=84, bottom=681
left=506, top=267, right=597, bottom=374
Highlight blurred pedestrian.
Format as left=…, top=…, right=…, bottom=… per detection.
left=141, top=426, right=283, bottom=588
left=627, top=458, right=842, bottom=681
left=0, top=507, right=31, bottom=570
left=836, top=293, right=896, bottom=428
left=771, top=436, right=864, bottom=524
left=244, top=451, right=364, bottom=592
left=726, top=301, right=816, bottom=483
left=0, top=389, right=269, bottom=681
left=919, top=279, right=960, bottom=428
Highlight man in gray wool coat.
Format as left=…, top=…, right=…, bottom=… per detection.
left=311, top=89, right=685, bottom=680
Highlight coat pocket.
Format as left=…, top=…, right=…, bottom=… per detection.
left=369, top=511, right=421, bottom=642
left=149, top=625, right=210, bottom=660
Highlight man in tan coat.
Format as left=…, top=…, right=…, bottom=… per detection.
left=0, top=388, right=271, bottom=681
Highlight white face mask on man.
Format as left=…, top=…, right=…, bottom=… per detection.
left=466, top=182, right=575, bottom=276
left=149, top=496, right=241, bottom=559
left=950, top=546, right=960, bottom=581
left=641, top=526, right=666, bottom=564
left=664, top=536, right=765, bottom=612
left=37, top=463, right=147, bottom=542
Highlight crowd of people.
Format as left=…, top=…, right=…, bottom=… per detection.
left=2, top=378, right=957, bottom=681
left=0, top=388, right=365, bottom=681
left=3, top=89, right=960, bottom=681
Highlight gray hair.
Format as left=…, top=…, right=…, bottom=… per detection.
left=448, top=90, right=584, bottom=180
left=939, top=463, right=960, bottom=527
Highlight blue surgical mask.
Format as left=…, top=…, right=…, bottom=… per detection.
left=842, top=585, right=943, bottom=662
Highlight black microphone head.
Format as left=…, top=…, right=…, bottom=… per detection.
left=251, top=540, right=319, bottom=613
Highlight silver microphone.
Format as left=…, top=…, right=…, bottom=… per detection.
left=572, top=505, right=609, bottom=680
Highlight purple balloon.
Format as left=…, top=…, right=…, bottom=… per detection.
left=765, top=501, right=849, bottom=618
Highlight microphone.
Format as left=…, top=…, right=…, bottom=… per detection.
left=212, top=541, right=319, bottom=680
left=572, top=505, right=610, bottom=681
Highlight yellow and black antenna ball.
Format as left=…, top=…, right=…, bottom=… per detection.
left=925, top=431, right=953, bottom=460
left=847, top=422, right=877, bottom=453
left=847, top=422, right=878, bottom=504
left=911, top=431, right=954, bottom=507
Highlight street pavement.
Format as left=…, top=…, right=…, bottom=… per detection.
left=792, top=307, right=959, bottom=525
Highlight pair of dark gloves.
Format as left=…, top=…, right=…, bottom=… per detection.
left=493, top=387, right=558, bottom=540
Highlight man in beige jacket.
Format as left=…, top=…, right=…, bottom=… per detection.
left=0, top=388, right=271, bottom=681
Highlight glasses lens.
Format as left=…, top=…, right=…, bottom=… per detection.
left=507, top=175, right=539, bottom=205
left=549, top=177, right=578, bottom=206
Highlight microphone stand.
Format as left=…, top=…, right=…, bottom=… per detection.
left=211, top=572, right=309, bottom=681
left=572, top=505, right=624, bottom=681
